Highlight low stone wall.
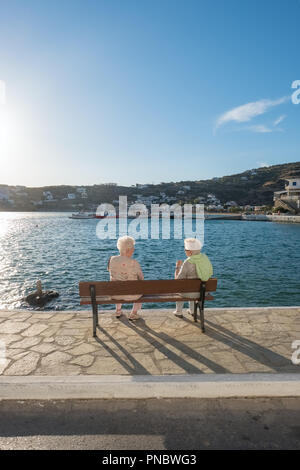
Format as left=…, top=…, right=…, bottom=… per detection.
left=242, top=215, right=300, bottom=223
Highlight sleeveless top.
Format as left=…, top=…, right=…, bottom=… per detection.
left=108, top=255, right=144, bottom=301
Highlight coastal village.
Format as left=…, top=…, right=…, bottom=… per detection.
left=0, top=161, right=300, bottom=215
left=1, top=0, right=300, bottom=454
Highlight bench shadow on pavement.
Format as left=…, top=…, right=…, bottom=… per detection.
left=125, top=315, right=295, bottom=373
left=94, top=328, right=150, bottom=375
left=203, top=318, right=295, bottom=372
left=94, top=312, right=296, bottom=374
left=94, top=316, right=228, bottom=374
left=119, top=318, right=228, bottom=374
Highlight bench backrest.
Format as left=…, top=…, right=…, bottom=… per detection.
left=79, top=278, right=217, bottom=304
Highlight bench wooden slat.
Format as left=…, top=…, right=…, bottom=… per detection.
left=80, top=293, right=215, bottom=305
left=80, top=297, right=214, bottom=305
left=79, top=278, right=217, bottom=297
left=79, top=278, right=217, bottom=336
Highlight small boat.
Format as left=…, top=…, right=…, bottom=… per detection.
left=95, top=213, right=120, bottom=219
left=69, top=211, right=96, bottom=219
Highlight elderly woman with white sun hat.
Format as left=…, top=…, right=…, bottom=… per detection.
left=173, top=238, right=213, bottom=318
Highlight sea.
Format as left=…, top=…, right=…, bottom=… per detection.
left=0, top=212, right=299, bottom=311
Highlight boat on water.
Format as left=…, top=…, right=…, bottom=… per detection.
left=69, top=211, right=96, bottom=219
left=69, top=211, right=120, bottom=219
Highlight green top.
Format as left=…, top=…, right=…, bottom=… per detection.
left=187, top=253, right=213, bottom=281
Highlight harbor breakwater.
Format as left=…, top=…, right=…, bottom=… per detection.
left=205, top=214, right=300, bottom=223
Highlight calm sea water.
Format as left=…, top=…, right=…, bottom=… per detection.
left=0, top=212, right=299, bottom=311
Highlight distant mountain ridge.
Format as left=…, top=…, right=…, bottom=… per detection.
left=1, top=161, right=300, bottom=211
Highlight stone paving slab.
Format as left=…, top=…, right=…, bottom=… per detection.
left=0, top=307, right=299, bottom=376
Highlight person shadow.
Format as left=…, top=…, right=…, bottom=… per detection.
left=125, top=317, right=228, bottom=374
left=94, top=325, right=150, bottom=375
left=203, top=318, right=296, bottom=372
left=95, top=311, right=296, bottom=374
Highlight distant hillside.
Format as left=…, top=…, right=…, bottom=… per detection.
left=0, top=161, right=300, bottom=211
left=178, top=161, right=300, bottom=206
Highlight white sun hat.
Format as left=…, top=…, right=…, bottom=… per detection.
left=184, top=238, right=203, bottom=251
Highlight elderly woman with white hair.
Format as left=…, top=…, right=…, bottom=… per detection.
left=174, top=238, right=213, bottom=318
left=107, top=236, right=144, bottom=320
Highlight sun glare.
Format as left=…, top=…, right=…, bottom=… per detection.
left=0, top=103, right=29, bottom=172
left=0, top=108, right=16, bottom=146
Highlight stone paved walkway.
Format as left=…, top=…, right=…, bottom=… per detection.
left=0, top=307, right=299, bottom=376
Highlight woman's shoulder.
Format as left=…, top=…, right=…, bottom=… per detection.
left=108, top=255, right=121, bottom=266
left=182, top=258, right=191, bottom=267
left=132, top=258, right=142, bottom=267
left=179, top=258, right=192, bottom=273
left=109, top=255, right=119, bottom=262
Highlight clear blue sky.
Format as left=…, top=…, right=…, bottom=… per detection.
left=0, top=0, right=299, bottom=187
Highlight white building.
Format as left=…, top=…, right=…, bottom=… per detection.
left=206, top=204, right=224, bottom=211
left=67, top=193, right=76, bottom=200
left=166, top=196, right=177, bottom=202
left=225, top=201, right=238, bottom=207
left=76, top=187, right=88, bottom=198
left=274, top=176, right=300, bottom=213
left=43, top=191, right=53, bottom=200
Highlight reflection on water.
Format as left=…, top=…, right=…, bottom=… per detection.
left=0, top=212, right=300, bottom=310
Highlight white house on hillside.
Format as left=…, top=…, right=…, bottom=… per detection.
left=274, top=176, right=300, bottom=213
left=43, top=191, right=53, bottom=200
left=77, top=187, right=88, bottom=198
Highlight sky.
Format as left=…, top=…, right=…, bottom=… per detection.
left=0, top=0, right=299, bottom=187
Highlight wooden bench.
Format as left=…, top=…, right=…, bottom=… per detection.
left=79, top=278, right=217, bottom=337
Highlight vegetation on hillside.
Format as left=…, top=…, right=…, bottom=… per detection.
left=0, top=161, right=299, bottom=211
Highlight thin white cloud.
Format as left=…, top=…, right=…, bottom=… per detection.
left=216, top=96, right=289, bottom=129
left=274, top=114, right=286, bottom=126
left=248, top=124, right=273, bottom=133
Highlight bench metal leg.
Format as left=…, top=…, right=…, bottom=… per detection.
left=199, top=283, right=206, bottom=333
left=199, top=305, right=205, bottom=333
left=90, top=285, right=99, bottom=337
left=193, top=301, right=197, bottom=322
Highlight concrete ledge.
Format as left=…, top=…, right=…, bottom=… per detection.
left=0, top=374, right=300, bottom=400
